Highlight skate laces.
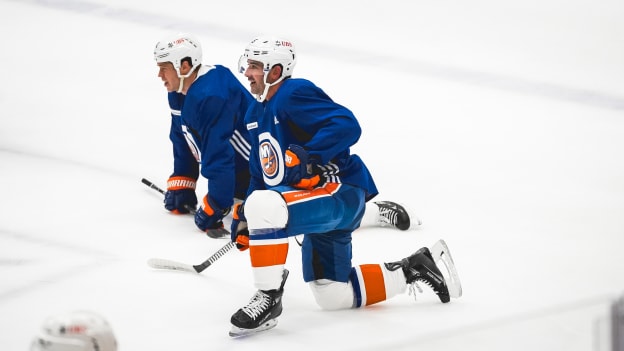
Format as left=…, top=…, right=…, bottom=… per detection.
left=241, top=291, right=271, bottom=320
left=407, top=281, right=425, bottom=301
left=407, top=267, right=433, bottom=301
left=378, top=205, right=398, bottom=226
left=407, top=267, right=442, bottom=301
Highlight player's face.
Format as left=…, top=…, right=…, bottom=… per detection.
left=244, top=60, right=266, bottom=96
left=157, top=62, right=181, bottom=92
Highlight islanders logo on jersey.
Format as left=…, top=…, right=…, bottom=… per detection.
left=258, top=132, right=284, bottom=186
left=260, top=141, right=277, bottom=175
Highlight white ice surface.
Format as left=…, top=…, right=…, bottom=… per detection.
left=1, top=0, right=624, bottom=350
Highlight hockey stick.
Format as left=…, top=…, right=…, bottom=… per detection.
left=147, top=241, right=236, bottom=273
left=141, top=177, right=166, bottom=195
left=142, top=178, right=235, bottom=273
left=141, top=178, right=230, bottom=238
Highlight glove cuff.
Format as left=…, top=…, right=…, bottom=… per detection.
left=201, top=194, right=225, bottom=217
left=233, top=202, right=246, bottom=221
left=167, top=176, right=196, bottom=191
left=285, top=149, right=302, bottom=167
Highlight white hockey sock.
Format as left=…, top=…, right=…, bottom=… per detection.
left=382, top=264, right=408, bottom=298
left=358, top=202, right=380, bottom=228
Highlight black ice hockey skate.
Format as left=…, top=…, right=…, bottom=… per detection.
left=374, top=201, right=415, bottom=230
left=385, top=245, right=453, bottom=303
left=229, top=269, right=289, bottom=337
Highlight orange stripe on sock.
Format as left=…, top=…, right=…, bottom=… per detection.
left=250, top=243, right=289, bottom=267
left=360, top=264, right=387, bottom=306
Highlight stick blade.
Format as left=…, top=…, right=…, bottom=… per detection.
left=205, top=226, right=230, bottom=239
left=147, top=258, right=199, bottom=273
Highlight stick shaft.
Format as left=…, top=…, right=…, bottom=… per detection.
left=193, top=241, right=236, bottom=272
left=141, top=178, right=166, bottom=195
left=148, top=241, right=236, bottom=274
left=141, top=177, right=232, bottom=269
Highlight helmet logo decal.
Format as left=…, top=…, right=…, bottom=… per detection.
left=170, top=38, right=186, bottom=47
left=61, top=324, right=87, bottom=334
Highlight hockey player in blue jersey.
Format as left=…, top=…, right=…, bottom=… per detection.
left=154, top=33, right=414, bottom=237
left=227, top=36, right=462, bottom=337
left=154, top=33, right=254, bottom=237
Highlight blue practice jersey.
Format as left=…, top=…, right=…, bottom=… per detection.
left=167, top=64, right=254, bottom=208
left=244, top=78, right=379, bottom=201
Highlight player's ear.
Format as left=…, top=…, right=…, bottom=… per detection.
left=269, top=64, right=283, bottom=81
left=179, top=60, right=193, bottom=75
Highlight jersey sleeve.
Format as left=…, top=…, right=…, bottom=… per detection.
left=168, top=92, right=199, bottom=179
left=275, top=80, right=378, bottom=201
left=244, top=101, right=267, bottom=197
left=282, top=82, right=361, bottom=164
left=195, top=95, right=237, bottom=208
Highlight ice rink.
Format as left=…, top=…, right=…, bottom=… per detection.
left=1, top=0, right=623, bottom=350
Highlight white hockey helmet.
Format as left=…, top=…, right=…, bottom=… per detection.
left=154, top=33, right=202, bottom=78
left=30, top=311, right=117, bottom=351
left=239, top=35, right=296, bottom=78
left=238, top=36, right=296, bottom=101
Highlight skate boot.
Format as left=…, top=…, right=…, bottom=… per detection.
left=385, top=247, right=450, bottom=303
left=229, top=269, right=289, bottom=337
left=374, top=201, right=417, bottom=230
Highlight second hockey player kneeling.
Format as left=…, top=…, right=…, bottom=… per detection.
left=228, top=35, right=462, bottom=338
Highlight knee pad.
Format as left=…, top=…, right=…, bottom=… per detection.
left=245, top=190, right=288, bottom=230
left=309, top=279, right=355, bottom=310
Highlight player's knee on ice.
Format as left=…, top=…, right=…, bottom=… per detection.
left=309, top=279, right=355, bottom=310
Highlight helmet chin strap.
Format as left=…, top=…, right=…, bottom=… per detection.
left=257, top=73, right=286, bottom=102
left=176, top=65, right=200, bottom=94
left=177, top=76, right=185, bottom=93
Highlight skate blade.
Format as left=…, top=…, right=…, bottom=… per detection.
left=229, top=319, right=278, bottom=338
left=430, top=239, right=462, bottom=298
